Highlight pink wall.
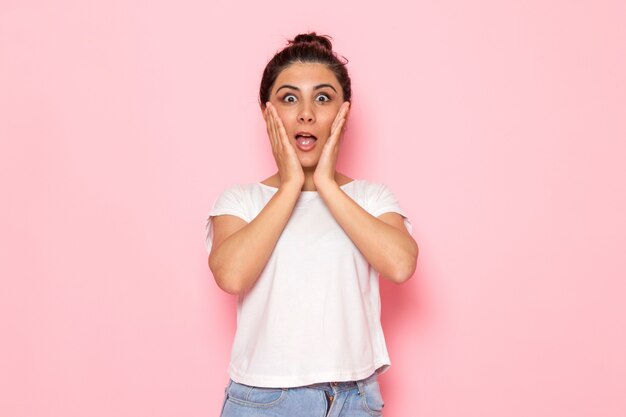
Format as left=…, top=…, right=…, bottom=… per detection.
left=2, top=1, right=625, bottom=416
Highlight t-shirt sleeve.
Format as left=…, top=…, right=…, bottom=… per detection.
left=204, top=185, right=250, bottom=254
left=369, top=183, right=413, bottom=235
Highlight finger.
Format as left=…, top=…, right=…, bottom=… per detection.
left=270, top=104, right=287, bottom=151
left=330, top=118, right=347, bottom=148
left=337, top=118, right=347, bottom=145
left=331, top=102, right=350, bottom=132
left=264, top=106, right=271, bottom=133
left=330, top=103, right=343, bottom=132
left=265, top=106, right=277, bottom=151
left=268, top=103, right=282, bottom=151
left=329, top=107, right=348, bottom=143
left=341, top=104, right=350, bottom=133
left=344, top=102, right=351, bottom=124
left=339, top=103, right=350, bottom=130
left=274, top=109, right=292, bottom=150
left=332, top=118, right=349, bottom=153
left=264, top=107, right=273, bottom=145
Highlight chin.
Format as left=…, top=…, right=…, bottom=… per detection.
left=298, top=157, right=320, bottom=168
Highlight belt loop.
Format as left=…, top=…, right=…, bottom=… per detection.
left=356, top=379, right=365, bottom=396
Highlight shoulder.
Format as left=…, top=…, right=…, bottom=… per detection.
left=342, top=179, right=392, bottom=213
left=349, top=178, right=391, bottom=197
left=212, top=182, right=273, bottom=215
left=353, top=179, right=407, bottom=213
left=216, top=182, right=263, bottom=198
left=210, top=183, right=254, bottom=211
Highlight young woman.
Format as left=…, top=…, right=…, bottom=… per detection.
left=205, top=32, right=418, bottom=417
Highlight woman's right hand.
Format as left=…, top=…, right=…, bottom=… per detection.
left=264, top=102, right=304, bottom=189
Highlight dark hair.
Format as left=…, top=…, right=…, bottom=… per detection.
left=259, top=32, right=352, bottom=106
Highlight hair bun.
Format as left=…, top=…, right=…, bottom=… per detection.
left=290, top=32, right=333, bottom=51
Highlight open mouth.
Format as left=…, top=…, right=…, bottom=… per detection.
left=295, top=133, right=317, bottom=146
left=294, top=133, right=318, bottom=151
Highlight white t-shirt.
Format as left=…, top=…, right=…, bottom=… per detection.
left=205, top=179, right=412, bottom=388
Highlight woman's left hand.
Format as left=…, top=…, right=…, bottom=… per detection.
left=313, top=101, right=351, bottom=188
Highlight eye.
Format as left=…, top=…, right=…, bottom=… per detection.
left=282, top=94, right=297, bottom=103
left=316, top=93, right=331, bottom=103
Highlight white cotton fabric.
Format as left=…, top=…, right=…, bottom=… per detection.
left=205, top=179, right=412, bottom=388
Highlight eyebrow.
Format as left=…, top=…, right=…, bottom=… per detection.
left=275, top=83, right=338, bottom=95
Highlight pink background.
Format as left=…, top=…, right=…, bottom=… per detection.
left=1, top=1, right=625, bottom=416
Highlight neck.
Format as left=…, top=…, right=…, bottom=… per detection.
left=301, top=169, right=317, bottom=191
left=300, top=169, right=350, bottom=191
left=261, top=170, right=351, bottom=192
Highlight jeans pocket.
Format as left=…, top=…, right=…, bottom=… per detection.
left=361, top=379, right=385, bottom=414
left=226, top=379, right=288, bottom=408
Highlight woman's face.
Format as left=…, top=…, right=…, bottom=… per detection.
left=265, top=62, right=346, bottom=169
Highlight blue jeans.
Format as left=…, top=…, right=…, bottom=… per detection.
left=219, top=371, right=385, bottom=416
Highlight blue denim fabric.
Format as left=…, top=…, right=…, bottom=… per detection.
left=219, top=372, right=385, bottom=416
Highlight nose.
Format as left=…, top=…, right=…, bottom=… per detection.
left=297, top=104, right=315, bottom=123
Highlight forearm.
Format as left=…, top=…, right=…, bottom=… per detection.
left=209, top=183, right=301, bottom=294
left=317, top=182, right=418, bottom=283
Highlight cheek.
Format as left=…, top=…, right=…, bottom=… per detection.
left=275, top=108, right=296, bottom=128
left=319, top=113, right=338, bottom=133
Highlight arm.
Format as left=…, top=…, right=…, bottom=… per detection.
left=311, top=102, right=417, bottom=283
left=209, top=182, right=301, bottom=295
left=317, top=181, right=418, bottom=284
left=209, top=102, right=306, bottom=295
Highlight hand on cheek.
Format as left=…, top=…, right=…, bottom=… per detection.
left=314, top=101, right=350, bottom=188
left=264, top=102, right=305, bottom=187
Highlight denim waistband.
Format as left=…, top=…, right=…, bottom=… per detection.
left=301, top=371, right=378, bottom=394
